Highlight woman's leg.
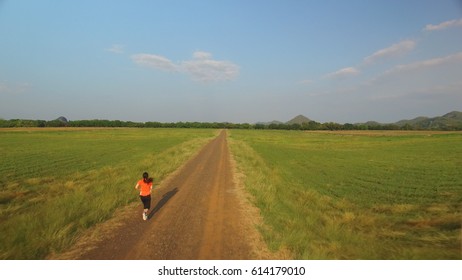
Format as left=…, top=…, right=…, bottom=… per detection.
left=140, top=195, right=151, bottom=220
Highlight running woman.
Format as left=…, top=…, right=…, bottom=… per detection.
left=135, top=172, right=153, bottom=220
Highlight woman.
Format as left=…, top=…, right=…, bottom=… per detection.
left=135, top=172, right=153, bottom=220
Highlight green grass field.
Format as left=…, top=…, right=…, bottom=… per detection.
left=229, top=130, right=462, bottom=259
left=0, top=128, right=216, bottom=259
left=2, top=128, right=461, bottom=260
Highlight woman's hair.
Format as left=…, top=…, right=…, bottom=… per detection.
left=143, top=172, right=153, bottom=183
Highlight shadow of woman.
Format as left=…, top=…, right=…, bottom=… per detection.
left=148, top=188, right=178, bottom=220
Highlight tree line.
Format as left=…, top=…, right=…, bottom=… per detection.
left=1, top=118, right=461, bottom=130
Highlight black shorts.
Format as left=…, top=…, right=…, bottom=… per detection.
left=140, top=195, right=151, bottom=210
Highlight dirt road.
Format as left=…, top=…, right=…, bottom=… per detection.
left=74, top=130, right=254, bottom=259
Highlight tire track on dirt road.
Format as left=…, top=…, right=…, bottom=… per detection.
left=76, top=130, right=252, bottom=259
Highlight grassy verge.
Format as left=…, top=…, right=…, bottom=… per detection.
left=229, top=130, right=462, bottom=259
left=0, top=128, right=216, bottom=259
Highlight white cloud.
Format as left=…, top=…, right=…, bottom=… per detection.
left=181, top=51, right=239, bottom=82
left=359, top=52, right=462, bottom=101
left=423, top=18, right=462, bottom=31
left=326, top=67, right=359, bottom=79
left=0, top=81, right=30, bottom=95
left=131, top=51, right=239, bottom=82
left=105, top=44, right=125, bottom=54
left=381, top=52, right=462, bottom=76
left=320, top=40, right=415, bottom=82
left=363, top=40, right=416, bottom=64
left=192, top=51, right=213, bottom=60
left=131, top=53, right=178, bottom=72
left=319, top=39, right=416, bottom=81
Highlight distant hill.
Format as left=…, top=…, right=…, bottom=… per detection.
left=363, top=121, right=382, bottom=126
left=256, top=115, right=312, bottom=126
left=286, top=115, right=311, bottom=125
left=56, top=116, right=68, bottom=123
left=260, top=111, right=462, bottom=130
left=256, top=120, right=284, bottom=125
left=395, top=111, right=462, bottom=129
left=442, top=111, right=462, bottom=120
left=395, top=116, right=429, bottom=126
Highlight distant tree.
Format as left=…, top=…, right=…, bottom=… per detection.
left=239, top=123, right=252, bottom=129
left=343, top=123, right=355, bottom=130
left=255, top=123, right=265, bottom=129
left=268, top=123, right=282, bottom=130
left=382, top=124, right=399, bottom=130
left=145, top=121, right=162, bottom=128
left=401, top=123, right=413, bottom=130
left=37, top=120, right=46, bottom=127
left=0, top=119, right=12, bottom=127
left=289, top=123, right=301, bottom=130
left=46, top=119, right=66, bottom=127
left=324, top=122, right=342, bottom=131
left=303, top=121, right=322, bottom=130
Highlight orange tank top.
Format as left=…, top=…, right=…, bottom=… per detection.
left=138, top=179, right=152, bottom=196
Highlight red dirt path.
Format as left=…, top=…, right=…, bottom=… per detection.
left=68, top=130, right=254, bottom=259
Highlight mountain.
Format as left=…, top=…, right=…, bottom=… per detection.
left=395, top=111, right=462, bottom=129
left=257, top=111, right=461, bottom=130
left=442, top=111, right=462, bottom=120
left=286, top=115, right=312, bottom=125
left=363, top=121, right=382, bottom=126
left=256, top=114, right=312, bottom=126
left=56, top=116, right=68, bottom=123
left=395, top=116, right=429, bottom=126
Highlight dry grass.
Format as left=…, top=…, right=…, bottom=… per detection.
left=228, top=138, right=292, bottom=260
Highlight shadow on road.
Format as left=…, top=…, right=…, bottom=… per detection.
left=148, top=188, right=178, bottom=220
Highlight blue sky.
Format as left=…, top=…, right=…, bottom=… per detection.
left=1, top=0, right=461, bottom=123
